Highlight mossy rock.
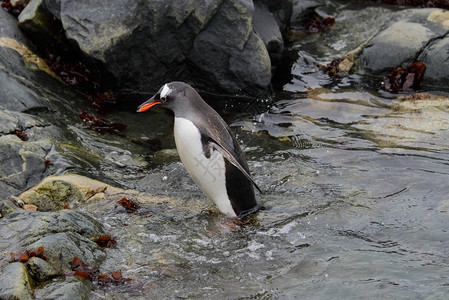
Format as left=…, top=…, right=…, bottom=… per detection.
left=19, top=177, right=84, bottom=211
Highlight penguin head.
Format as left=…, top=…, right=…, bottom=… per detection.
left=137, top=81, right=198, bottom=115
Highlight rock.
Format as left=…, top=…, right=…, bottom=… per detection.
left=357, top=20, right=445, bottom=73
left=21, top=0, right=291, bottom=97
left=0, top=262, right=34, bottom=300
left=291, top=0, right=321, bottom=22
left=257, top=0, right=293, bottom=29
left=354, top=8, right=449, bottom=84
left=0, top=8, right=88, bottom=198
left=0, top=198, right=20, bottom=217
left=190, top=0, right=271, bottom=94
left=0, top=209, right=105, bottom=269
left=26, top=256, right=60, bottom=282
left=252, top=2, right=284, bottom=66
left=417, top=35, right=449, bottom=85
left=19, top=175, right=84, bottom=211
left=34, top=276, right=94, bottom=300
left=18, top=174, right=132, bottom=210
left=18, top=0, right=61, bottom=43
left=28, top=231, right=106, bottom=270
left=0, top=135, right=53, bottom=199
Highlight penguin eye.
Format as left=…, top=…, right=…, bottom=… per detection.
left=160, top=96, right=167, bottom=102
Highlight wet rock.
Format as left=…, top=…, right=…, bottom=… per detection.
left=0, top=134, right=53, bottom=199
left=0, top=7, right=90, bottom=197
left=291, top=0, right=321, bottom=22
left=252, top=2, right=284, bottom=66
left=0, top=197, right=21, bottom=217
left=18, top=0, right=62, bottom=44
left=417, top=35, right=449, bottom=84
left=0, top=209, right=105, bottom=269
left=21, top=0, right=292, bottom=97
left=0, top=262, right=34, bottom=300
left=257, top=0, right=293, bottom=30
left=28, top=231, right=106, bottom=270
left=26, top=256, right=60, bottom=282
left=357, top=20, right=445, bottom=73
left=34, top=277, right=94, bottom=300
left=18, top=174, right=133, bottom=210
left=354, top=8, right=449, bottom=85
left=19, top=175, right=84, bottom=211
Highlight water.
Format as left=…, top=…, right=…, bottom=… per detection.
left=59, top=2, right=449, bottom=299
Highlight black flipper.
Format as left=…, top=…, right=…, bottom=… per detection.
left=208, top=138, right=263, bottom=194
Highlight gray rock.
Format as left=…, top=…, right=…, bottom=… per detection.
left=353, top=8, right=449, bottom=81
left=23, top=0, right=288, bottom=96
left=0, top=198, right=20, bottom=217
left=357, top=21, right=443, bottom=73
left=252, top=2, right=284, bottom=65
left=0, top=209, right=105, bottom=269
left=418, top=36, right=449, bottom=85
left=0, top=135, right=52, bottom=199
left=18, top=0, right=51, bottom=36
left=45, top=0, right=61, bottom=18
left=26, top=256, right=60, bottom=282
left=291, top=0, right=321, bottom=22
left=34, top=276, right=94, bottom=300
left=28, top=231, right=106, bottom=270
left=257, top=0, right=293, bottom=30
left=190, top=0, right=271, bottom=94
left=0, top=7, right=103, bottom=197
left=0, top=262, right=34, bottom=300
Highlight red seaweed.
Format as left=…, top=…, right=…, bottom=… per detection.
left=1, top=0, right=24, bottom=17
left=383, top=62, right=426, bottom=93
left=15, top=130, right=28, bottom=141
left=117, top=197, right=140, bottom=213
left=319, top=58, right=345, bottom=77
left=97, top=270, right=131, bottom=286
left=11, top=246, right=47, bottom=263
left=71, top=257, right=99, bottom=281
left=94, top=235, right=117, bottom=248
left=78, top=110, right=127, bottom=136
left=306, top=15, right=335, bottom=33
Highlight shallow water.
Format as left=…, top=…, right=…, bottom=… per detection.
left=59, top=2, right=449, bottom=299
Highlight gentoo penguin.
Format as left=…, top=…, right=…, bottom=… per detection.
left=137, top=81, right=262, bottom=218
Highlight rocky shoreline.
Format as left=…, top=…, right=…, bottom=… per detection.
left=2, top=0, right=449, bottom=298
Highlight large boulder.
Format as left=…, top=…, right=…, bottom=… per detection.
left=354, top=8, right=449, bottom=86
left=13, top=0, right=293, bottom=97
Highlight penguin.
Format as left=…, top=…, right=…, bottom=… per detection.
left=137, top=81, right=262, bottom=218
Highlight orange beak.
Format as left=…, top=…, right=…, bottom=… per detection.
left=136, top=100, right=161, bottom=112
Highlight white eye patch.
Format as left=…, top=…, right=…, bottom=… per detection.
left=160, top=84, right=172, bottom=98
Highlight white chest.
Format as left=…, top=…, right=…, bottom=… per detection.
left=173, top=117, right=236, bottom=217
